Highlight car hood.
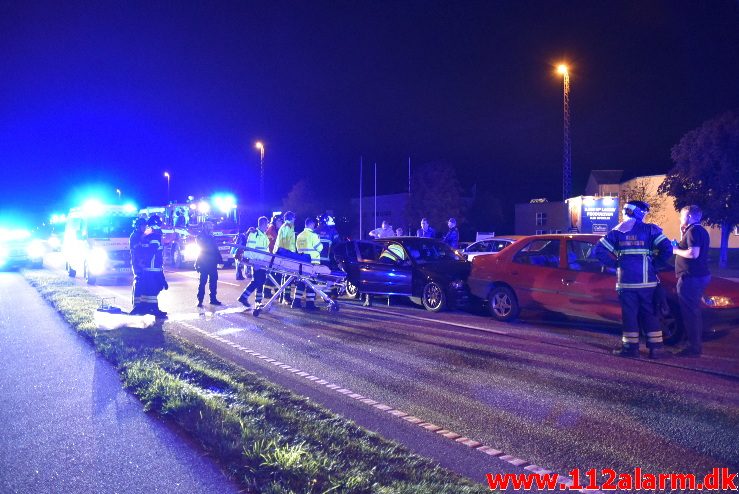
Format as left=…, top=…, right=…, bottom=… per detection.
left=416, top=260, right=471, bottom=281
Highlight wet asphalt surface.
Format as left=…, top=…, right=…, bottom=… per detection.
left=26, top=259, right=739, bottom=490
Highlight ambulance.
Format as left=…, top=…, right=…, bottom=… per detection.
left=63, top=201, right=139, bottom=285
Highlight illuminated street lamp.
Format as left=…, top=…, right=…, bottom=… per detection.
left=116, top=188, right=121, bottom=201
left=163, top=172, right=171, bottom=203
left=557, top=63, right=572, bottom=201
left=255, top=141, right=265, bottom=205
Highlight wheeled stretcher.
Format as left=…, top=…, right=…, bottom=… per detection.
left=240, top=247, right=346, bottom=316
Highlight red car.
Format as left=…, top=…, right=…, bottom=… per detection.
left=467, top=234, right=739, bottom=344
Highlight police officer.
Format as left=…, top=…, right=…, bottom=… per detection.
left=140, top=215, right=169, bottom=319
left=294, top=217, right=323, bottom=310
left=238, top=216, right=270, bottom=309
left=442, top=218, right=459, bottom=248
left=129, top=217, right=148, bottom=315
left=594, top=200, right=673, bottom=358
left=195, top=222, right=223, bottom=308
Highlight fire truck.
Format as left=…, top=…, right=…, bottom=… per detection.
left=140, top=196, right=239, bottom=269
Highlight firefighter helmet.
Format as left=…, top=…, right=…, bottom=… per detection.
left=623, top=201, right=649, bottom=220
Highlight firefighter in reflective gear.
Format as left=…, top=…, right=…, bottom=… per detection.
left=293, top=217, right=323, bottom=310
left=273, top=211, right=296, bottom=304
left=140, top=215, right=169, bottom=319
left=379, top=243, right=407, bottom=263
left=364, top=243, right=408, bottom=307
left=129, top=217, right=148, bottom=315
left=594, top=200, right=673, bottom=358
left=238, top=216, right=270, bottom=309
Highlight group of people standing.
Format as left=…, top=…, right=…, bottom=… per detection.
left=369, top=217, right=460, bottom=248
left=594, top=201, right=711, bottom=359
left=231, top=211, right=324, bottom=311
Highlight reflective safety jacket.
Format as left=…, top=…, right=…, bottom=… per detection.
left=246, top=229, right=269, bottom=252
left=594, top=219, right=673, bottom=290
left=273, top=222, right=296, bottom=253
left=296, top=228, right=323, bottom=264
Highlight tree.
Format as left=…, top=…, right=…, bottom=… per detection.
left=658, top=110, right=739, bottom=268
left=405, top=161, right=465, bottom=234
left=281, top=179, right=326, bottom=226
left=620, top=177, right=667, bottom=226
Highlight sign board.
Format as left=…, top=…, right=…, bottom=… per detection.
left=566, top=196, right=620, bottom=234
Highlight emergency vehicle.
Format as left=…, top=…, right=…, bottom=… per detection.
left=63, top=201, right=138, bottom=285
left=141, top=197, right=239, bottom=269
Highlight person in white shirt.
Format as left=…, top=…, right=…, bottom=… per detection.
left=369, top=220, right=394, bottom=238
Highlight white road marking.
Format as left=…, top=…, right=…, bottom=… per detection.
left=173, top=319, right=605, bottom=491
left=214, top=327, right=247, bottom=336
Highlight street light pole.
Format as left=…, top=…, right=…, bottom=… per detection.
left=557, top=64, right=572, bottom=201
left=116, top=188, right=121, bottom=201
left=255, top=141, right=265, bottom=205
left=164, top=172, right=171, bottom=203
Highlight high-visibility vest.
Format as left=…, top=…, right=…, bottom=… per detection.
left=246, top=229, right=269, bottom=252
left=296, top=228, right=323, bottom=264
left=273, top=223, right=296, bottom=253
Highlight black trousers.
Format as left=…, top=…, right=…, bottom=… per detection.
left=618, top=288, right=662, bottom=349
left=197, top=268, right=218, bottom=302
left=677, top=275, right=710, bottom=352
left=241, top=269, right=266, bottom=302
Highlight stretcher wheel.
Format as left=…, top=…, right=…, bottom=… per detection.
left=253, top=308, right=261, bottom=317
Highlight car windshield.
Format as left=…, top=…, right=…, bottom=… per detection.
left=399, top=238, right=464, bottom=263
left=86, top=216, right=137, bottom=239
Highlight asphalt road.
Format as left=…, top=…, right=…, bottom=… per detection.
left=0, top=272, right=242, bottom=494
left=39, top=258, right=739, bottom=489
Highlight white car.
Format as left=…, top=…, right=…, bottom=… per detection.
left=462, top=237, right=521, bottom=260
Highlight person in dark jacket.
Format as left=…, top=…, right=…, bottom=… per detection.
left=593, top=200, right=673, bottom=358
left=129, top=217, right=148, bottom=315
left=673, top=205, right=711, bottom=357
left=442, top=218, right=459, bottom=248
left=195, top=222, right=223, bottom=308
left=139, top=215, right=169, bottom=319
left=416, top=218, right=435, bottom=238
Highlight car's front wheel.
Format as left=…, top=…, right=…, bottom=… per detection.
left=659, top=301, right=683, bottom=345
left=488, top=286, right=520, bottom=321
left=422, top=281, right=446, bottom=312
left=345, top=280, right=359, bottom=299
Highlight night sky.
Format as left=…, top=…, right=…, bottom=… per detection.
left=1, top=0, right=738, bottom=225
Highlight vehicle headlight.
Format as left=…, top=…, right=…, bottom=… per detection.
left=702, top=295, right=733, bottom=308
left=184, top=243, right=201, bottom=260
left=48, top=236, right=61, bottom=249
left=27, top=240, right=46, bottom=259
left=88, top=248, right=109, bottom=274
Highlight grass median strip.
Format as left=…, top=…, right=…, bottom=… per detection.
left=23, top=271, right=490, bottom=494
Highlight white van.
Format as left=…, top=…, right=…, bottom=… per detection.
left=63, top=202, right=138, bottom=285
